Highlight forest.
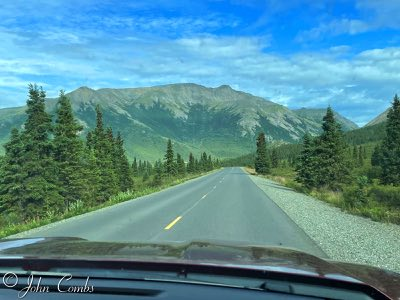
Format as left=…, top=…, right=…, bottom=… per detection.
left=0, top=85, right=220, bottom=231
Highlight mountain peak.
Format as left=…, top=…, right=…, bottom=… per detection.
left=76, top=86, right=94, bottom=92
left=217, top=84, right=233, bottom=90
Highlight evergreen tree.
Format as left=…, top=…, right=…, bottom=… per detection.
left=313, top=106, right=350, bottom=189
left=89, top=105, right=118, bottom=202
left=138, top=160, right=144, bottom=177
left=380, top=94, right=400, bottom=185
left=0, top=128, right=25, bottom=216
left=271, top=148, right=279, bottom=168
left=352, top=146, right=358, bottom=161
left=358, top=145, right=364, bottom=167
left=208, top=155, right=213, bottom=171
left=295, top=133, right=316, bottom=188
left=86, top=131, right=94, bottom=150
left=146, top=161, right=153, bottom=175
left=152, top=159, right=163, bottom=186
left=187, top=152, right=195, bottom=173
left=255, top=132, right=270, bottom=174
left=132, top=157, right=138, bottom=177
left=371, top=144, right=383, bottom=166
left=142, top=171, right=149, bottom=182
left=114, top=132, right=134, bottom=192
left=53, top=90, right=87, bottom=210
left=164, top=139, right=176, bottom=176
left=20, top=84, right=63, bottom=218
left=176, top=153, right=186, bottom=176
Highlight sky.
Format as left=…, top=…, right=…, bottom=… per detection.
left=0, top=0, right=400, bottom=126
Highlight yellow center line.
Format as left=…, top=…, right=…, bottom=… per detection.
left=164, top=216, right=182, bottom=230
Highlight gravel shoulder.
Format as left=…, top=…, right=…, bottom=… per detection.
left=248, top=174, right=400, bottom=274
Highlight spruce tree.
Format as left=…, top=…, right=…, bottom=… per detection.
left=176, top=153, right=186, bottom=176
left=187, top=152, right=195, bottom=173
left=138, top=160, right=143, bottom=176
left=89, top=106, right=118, bottom=202
left=200, top=152, right=208, bottom=171
left=132, top=157, right=138, bottom=177
left=164, top=139, right=176, bottom=176
left=295, top=133, right=316, bottom=188
left=194, top=158, right=200, bottom=172
left=114, top=132, right=134, bottom=192
left=255, top=132, right=270, bottom=174
left=271, top=148, right=279, bottom=168
left=152, top=159, right=163, bottom=186
left=313, top=106, right=350, bottom=189
left=352, top=146, right=358, bottom=161
left=0, top=128, right=25, bottom=216
left=371, top=144, right=383, bottom=166
left=358, top=145, right=364, bottom=167
left=20, top=84, right=63, bottom=218
left=53, top=91, right=87, bottom=210
left=146, top=161, right=153, bottom=175
left=207, top=155, right=213, bottom=171
left=380, top=94, right=400, bottom=185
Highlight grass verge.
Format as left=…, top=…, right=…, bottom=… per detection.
left=244, top=167, right=400, bottom=225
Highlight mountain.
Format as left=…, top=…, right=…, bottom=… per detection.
left=0, top=83, right=357, bottom=161
left=344, top=122, right=386, bottom=145
left=365, top=108, right=389, bottom=127
left=293, top=108, right=358, bottom=131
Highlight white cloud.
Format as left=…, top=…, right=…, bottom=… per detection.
left=296, top=18, right=370, bottom=42
left=0, top=24, right=398, bottom=125
left=297, top=1, right=400, bottom=42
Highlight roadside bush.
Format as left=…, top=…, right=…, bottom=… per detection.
left=343, top=177, right=369, bottom=208
left=310, top=188, right=343, bottom=206
left=369, top=185, right=400, bottom=208
left=367, top=166, right=382, bottom=181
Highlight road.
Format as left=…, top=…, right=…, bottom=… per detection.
left=16, top=167, right=326, bottom=257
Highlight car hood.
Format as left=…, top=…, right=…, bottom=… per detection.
left=0, top=237, right=399, bottom=298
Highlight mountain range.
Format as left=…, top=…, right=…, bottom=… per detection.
left=0, top=83, right=359, bottom=161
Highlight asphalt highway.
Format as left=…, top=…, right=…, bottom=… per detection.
left=18, top=167, right=326, bottom=257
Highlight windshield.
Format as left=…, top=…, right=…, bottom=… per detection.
left=0, top=0, right=399, bottom=291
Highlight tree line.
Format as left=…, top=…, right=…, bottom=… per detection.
left=0, top=85, right=220, bottom=223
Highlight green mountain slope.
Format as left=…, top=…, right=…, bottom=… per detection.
left=365, top=108, right=389, bottom=127
left=344, top=122, right=386, bottom=145
left=293, top=108, right=358, bottom=131
left=0, top=83, right=358, bottom=161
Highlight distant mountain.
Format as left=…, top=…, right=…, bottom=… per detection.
left=344, top=122, right=386, bottom=145
left=365, top=108, right=389, bottom=127
left=293, top=108, right=358, bottom=131
left=0, top=83, right=357, bottom=161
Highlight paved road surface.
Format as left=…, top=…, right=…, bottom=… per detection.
left=14, top=167, right=326, bottom=257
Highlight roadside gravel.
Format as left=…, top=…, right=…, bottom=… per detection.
left=248, top=174, right=400, bottom=274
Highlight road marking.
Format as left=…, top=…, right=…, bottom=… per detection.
left=201, top=194, right=207, bottom=199
left=213, top=185, right=216, bottom=189
left=164, top=216, right=182, bottom=230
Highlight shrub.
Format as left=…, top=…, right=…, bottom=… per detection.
left=369, top=185, right=400, bottom=208
left=343, top=177, right=370, bottom=209
left=367, top=166, right=382, bottom=181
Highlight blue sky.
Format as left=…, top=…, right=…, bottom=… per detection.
left=1, top=0, right=400, bottom=125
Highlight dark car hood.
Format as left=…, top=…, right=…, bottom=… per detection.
left=0, top=237, right=399, bottom=298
